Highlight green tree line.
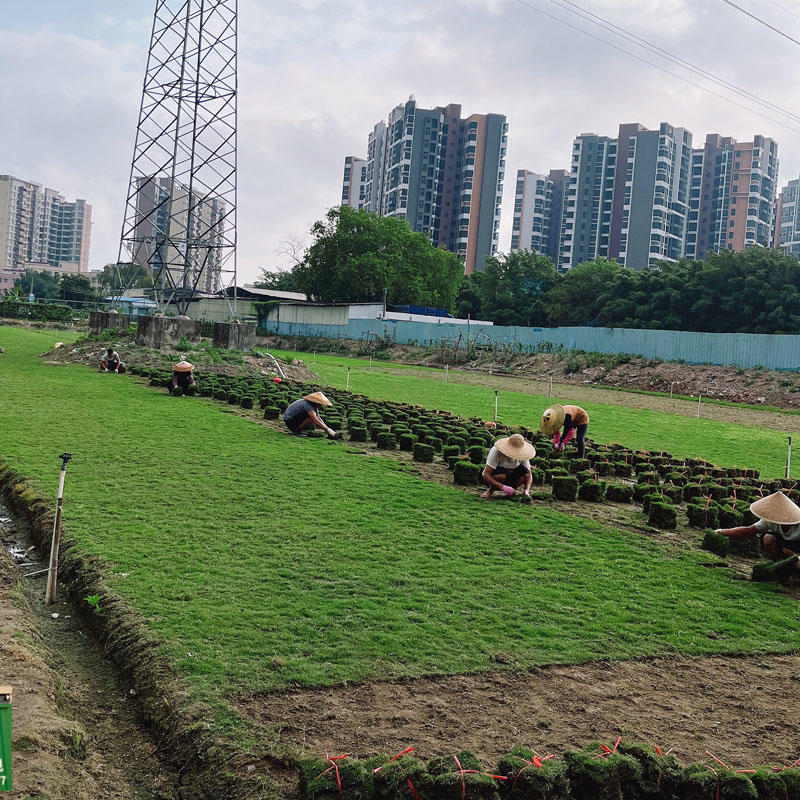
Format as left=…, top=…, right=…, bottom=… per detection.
left=259, top=207, right=800, bottom=334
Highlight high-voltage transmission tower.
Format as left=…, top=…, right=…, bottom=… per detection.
left=117, top=0, right=237, bottom=315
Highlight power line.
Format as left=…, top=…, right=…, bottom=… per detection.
left=764, top=0, right=800, bottom=23
left=511, top=0, right=800, bottom=134
left=547, top=0, right=800, bottom=125
left=719, top=0, right=800, bottom=47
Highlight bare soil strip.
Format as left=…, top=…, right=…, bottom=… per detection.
left=0, top=506, right=180, bottom=799
left=233, top=653, right=800, bottom=768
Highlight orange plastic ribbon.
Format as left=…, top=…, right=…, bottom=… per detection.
left=315, top=751, right=349, bottom=799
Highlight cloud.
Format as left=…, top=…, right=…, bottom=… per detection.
left=3, top=0, right=800, bottom=282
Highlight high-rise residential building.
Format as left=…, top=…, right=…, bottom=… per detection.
left=774, top=176, right=800, bottom=258
left=129, top=176, right=225, bottom=294
left=559, top=133, right=617, bottom=270
left=558, top=123, right=692, bottom=270
left=0, top=174, right=92, bottom=291
left=341, top=96, right=508, bottom=273
left=687, top=134, right=779, bottom=259
left=510, top=168, right=567, bottom=263
left=341, top=156, right=366, bottom=208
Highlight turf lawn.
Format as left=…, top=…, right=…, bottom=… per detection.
left=1, top=325, right=799, bottom=732
left=271, top=349, right=796, bottom=479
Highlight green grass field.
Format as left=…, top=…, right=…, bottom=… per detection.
left=1, top=325, right=798, bottom=738
left=271, top=349, right=796, bottom=479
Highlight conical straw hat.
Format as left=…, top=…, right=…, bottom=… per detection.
left=495, top=433, right=536, bottom=461
left=540, top=404, right=565, bottom=435
left=173, top=360, right=195, bottom=372
left=303, top=391, right=332, bottom=407
left=750, top=491, right=800, bottom=525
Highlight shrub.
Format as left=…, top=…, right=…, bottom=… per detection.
left=262, top=405, right=280, bottom=420
left=578, top=480, right=605, bottom=502
left=349, top=427, right=368, bottom=442
left=649, top=501, right=677, bottom=529
left=606, top=484, right=633, bottom=503
left=686, top=503, right=719, bottom=529
left=454, top=461, right=483, bottom=485
left=376, top=432, right=397, bottom=450
left=702, top=531, right=731, bottom=557
left=552, top=476, right=579, bottom=501
left=413, top=443, right=434, bottom=463
left=564, top=745, right=641, bottom=800
left=497, top=747, right=569, bottom=800
left=399, top=433, right=417, bottom=451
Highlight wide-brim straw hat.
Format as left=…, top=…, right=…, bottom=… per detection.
left=495, top=433, right=536, bottom=461
left=750, top=491, right=800, bottom=525
left=540, top=404, right=565, bottom=435
left=173, top=360, right=195, bottom=373
left=303, top=391, right=332, bottom=407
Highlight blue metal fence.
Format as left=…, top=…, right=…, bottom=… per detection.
left=262, top=319, right=800, bottom=371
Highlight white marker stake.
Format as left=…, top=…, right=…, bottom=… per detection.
left=697, top=394, right=702, bottom=418
left=45, top=453, right=73, bottom=605
left=369, top=355, right=372, bottom=371
left=787, top=436, right=793, bottom=479
left=346, top=367, right=350, bottom=390
left=313, top=350, right=316, bottom=364
left=670, top=382, right=674, bottom=399
left=445, top=365, right=449, bottom=383
left=494, top=389, right=499, bottom=422
left=549, top=374, right=553, bottom=398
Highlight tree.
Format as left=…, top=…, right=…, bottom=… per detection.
left=13, top=270, right=61, bottom=300
left=545, top=258, right=624, bottom=326
left=293, top=206, right=464, bottom=310
left=477, top=251, right=558, bottom=326
left=97, top=263, right=152, bottom=295
left=60, top=275, right=100, bottom=305
left=455, top=273, right=483, bottom=320
left=254, top=268, right=297, bottom=292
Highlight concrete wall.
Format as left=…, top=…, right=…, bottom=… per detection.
left=212, top=322, right=256, bottom=351
left=260, top=317, right=800, bottom=370
left=89, top=311, right=131, bottom=334
left=186, top=298, right=257, bottom=323
left=136, top=315, right=201, bottom=349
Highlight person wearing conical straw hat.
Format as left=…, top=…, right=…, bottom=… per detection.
left=716, top=491, right=800, bottom=563
left=481, top=433, right=536, bottom=499
left=540, top=404, right=589, bottom=458
left=171, top=360, right=196, bottom=390
left=283, top=391, right=339, bottom=438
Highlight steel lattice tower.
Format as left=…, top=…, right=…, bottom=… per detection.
left=118, top=0, right=237, bottom=315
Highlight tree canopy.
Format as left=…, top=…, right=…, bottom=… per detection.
left=292, top=206, right=464, bottom=310
left=13, top=270, right=61, bottom=300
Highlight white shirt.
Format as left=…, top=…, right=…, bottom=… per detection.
left=486, top=445, right=531, bottom=472
left=754, top=518, right=800, bottom=542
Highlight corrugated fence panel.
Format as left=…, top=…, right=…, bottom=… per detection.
left=263, top=319, right=800, bottom=371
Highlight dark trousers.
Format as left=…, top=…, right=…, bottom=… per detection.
left=563, top=419, right=588, bottom=458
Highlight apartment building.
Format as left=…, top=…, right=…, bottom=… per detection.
left=510, top=168, right=567, bottom=262
left=687, top=134, right=778, bottom=259
left=341, top=96, right=508, bottom=273
left=341, top=156, right=367, bottom=208
left=0, top=174, right=92, bottom=291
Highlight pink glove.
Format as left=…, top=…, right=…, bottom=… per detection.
left=561, top=429, right=575, bottom=446
left=501, top=485, right=515, bottom=496
left=553, top=432, right=561, bottom=447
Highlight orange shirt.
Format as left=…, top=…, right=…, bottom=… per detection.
left=563, top=405, right=589, bottom=426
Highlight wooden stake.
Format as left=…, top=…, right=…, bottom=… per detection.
left=787, top=436, right=793, bottom=479
left=346, top=367, right=350, bottom=390
left=445, top=365, right=449, bottom=383
left=494, top=390, right=499, bottom=422
left=549, top=374, right=553, bottom=398
left=45, top=453, right=72, bottom=605
left=697, top=394, right=702, bottom=418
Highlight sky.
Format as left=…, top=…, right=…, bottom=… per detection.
left=3, top=0, right=800, bottom=283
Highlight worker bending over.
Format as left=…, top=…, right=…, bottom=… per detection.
left=540, top=404, right=590, bottom=458
left=481, top=433, right=535, bottom=499
left=716, top=491, right=800, bottom=562
left=283, top=392, right=338, bottom=438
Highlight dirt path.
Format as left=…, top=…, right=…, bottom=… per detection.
left=373, top=366, right=800, bottom=433
left=0, top=505, right=180, bottom=799
left=234, top=653, right=800, bottom=768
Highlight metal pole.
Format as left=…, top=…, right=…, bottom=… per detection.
left=494, top=389, right=499, bottom=422
left=549, top=374, right=553, bottom=398
left=697, top=394, right=702, bottom=419
left=45, top=453, right=72, bottom=605
left=787, top=436, right=793, bottom=479
left=346, top=367, right=350, bottom=391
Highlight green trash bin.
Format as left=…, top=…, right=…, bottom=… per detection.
left=0, top=686, right=11, bottom=791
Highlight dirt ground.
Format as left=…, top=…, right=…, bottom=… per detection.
left=259, top=334, right=800, bottom=412
left=233, top=653, right=800, bottom=768
left=0, top=506, right=179, bottom=799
